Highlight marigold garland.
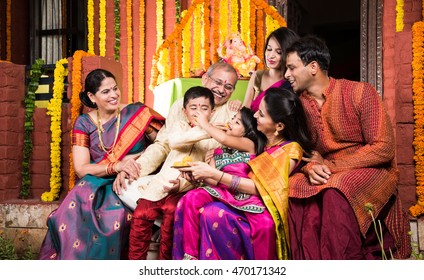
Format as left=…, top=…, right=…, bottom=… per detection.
left=156, top=0, right=164, bottom=48
left=114, top=0, right=121, bottom=61
left=149, top=0, right=287, bottom=89
left=240, top=0, right=250, bottom=47
left=219, top=0, right=229, bottom=43
left=212, top=0, right=220, bottom=62
left=127, top=0, right=133, bottom=103
left=395, top=0, right=404, bottom=32
left=203, top=0, right=211, bottom=70
left=87, top=0, right=95, bottom=54
left=249, top=0, right=257, bottom=53
left=181, top=10, right=191, bottom=78
left=41, top=58, right=68, bottom=202
left=138, top=0, right=145, bottom=102
left=69, top=50, right=94, bottom=190
left=410, top=21, right=424, bottom=217
left=192, top=5, right=202, bottom=71
left=21, top=58, right=45, bottom=199
left=256, top=7, right=265, bottom=70
left=230, top=0, right=239, bottom=34
left=99, top=0, right=106, bottom=56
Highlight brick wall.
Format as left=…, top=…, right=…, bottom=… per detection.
left=384, top=0, right=422, bottom=210
left=0, top=62, right=25, bottom=201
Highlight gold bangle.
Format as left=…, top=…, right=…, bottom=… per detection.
left=113, top=161, right=120, bottom=174
left=217, top=171, right=224, bottom=184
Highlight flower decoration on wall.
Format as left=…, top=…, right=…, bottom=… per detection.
left=21, top=58, right=45, bottom=199
left=410, top=20, right=424, bottom=217
left=41, top=58, right=68, bottom=202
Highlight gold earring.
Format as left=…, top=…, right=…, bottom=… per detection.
left=274, top=130, right=279, bottom=136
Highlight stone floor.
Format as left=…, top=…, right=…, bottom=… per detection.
left=1, top=200, right=423, bottom=259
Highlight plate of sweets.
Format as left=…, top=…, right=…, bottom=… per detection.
left=171, top=155, right=193, bottom=169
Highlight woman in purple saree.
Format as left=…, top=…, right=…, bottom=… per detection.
left=38, top=69, right=164, bottom=260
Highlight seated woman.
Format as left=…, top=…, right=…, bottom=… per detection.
left=38, top=68, right=164, bottom=260
left=173, top=88, right=312, bottom=259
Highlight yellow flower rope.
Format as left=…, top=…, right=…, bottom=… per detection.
left=87, top=0, right=95, bottom=54
left=410, top=21, right=424, bottom=217
left=192, top=5, right=202, bottom=71
left=240, top=0, right=250, bottom=47
left=219, top=0, right=229, bottom=43
left=127, top=0, right=133, bottom=103
left=99, top=0, right=106, bottom=56
left=212, top=0, right=220, bottom=63
left=203, top=0, right=211, bottom=70
left=396, top=0, right=404, bottom=32
left=41, top=58, right=68, bottom=202
left=138, top=0, right=145, bottom=103
left=230, top=0, right=239, bottom=34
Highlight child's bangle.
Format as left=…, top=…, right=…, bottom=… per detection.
left=217, top=171, right=224, bottom=184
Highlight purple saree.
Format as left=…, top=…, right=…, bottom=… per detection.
left=172, top=147, right=276, bottom=260
left=38, top=103, right=164, bottom=260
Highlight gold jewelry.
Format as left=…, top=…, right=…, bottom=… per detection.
left=274, top=130, right=279, bottom=136
left=97, top=107, right=121, bottom=157
left=266, top=138, right=285, bottom=148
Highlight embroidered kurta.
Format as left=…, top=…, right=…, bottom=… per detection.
left=288, top=78, right=411, bottom=258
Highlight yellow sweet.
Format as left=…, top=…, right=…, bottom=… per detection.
left=173, top=155, right=193, bottom=167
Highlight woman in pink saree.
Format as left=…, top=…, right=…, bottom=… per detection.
left=173, top=88, right=312, bottom=260
left=243, top=27, right=298, bottom=112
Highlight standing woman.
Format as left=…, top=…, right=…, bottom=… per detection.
left=242, top=27, right=298, bottom=112
left=38, top=69, right=164, bottom=260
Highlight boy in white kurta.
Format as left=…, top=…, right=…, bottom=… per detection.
left=119, top=86, right=222, bottom=260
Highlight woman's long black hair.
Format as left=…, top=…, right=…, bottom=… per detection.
left=263, top=88, right=312, bottom=157
left=239, top=107, right=267, bottom=155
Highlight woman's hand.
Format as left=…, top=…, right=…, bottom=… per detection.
left=117, top=158, right=141, bottom=180
left=112, top=171, right=128, bottom=195
left=178, top=161, right=214, bottom=181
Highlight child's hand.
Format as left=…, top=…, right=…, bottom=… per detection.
left=193, top=110, right=209, bottom=128
left=163, top=179, right=180, bottom=194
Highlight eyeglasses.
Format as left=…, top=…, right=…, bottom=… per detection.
left=208, top=76, right=235, bottom=92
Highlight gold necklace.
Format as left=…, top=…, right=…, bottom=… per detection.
left=266, top=137, right=285, bottom=148
left=96, top=107, right=121, bottom=156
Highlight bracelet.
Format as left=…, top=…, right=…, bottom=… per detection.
left=106, top=161, right=119, bottom=176
left=217, top=171, right=224, bottom=184
left=113, top=160, right=120, bottom=174
left=229, top=175, right=241, bottom=192
left=146, top=125, right=154, bottom=134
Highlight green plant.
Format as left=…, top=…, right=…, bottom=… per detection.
left=0, top=235, right=18, bottom=260
left=21, top=58, right=45, bottom=198
left=365, top=203, right=393, bottom=260
left=409, top=231, right=424, bottom=260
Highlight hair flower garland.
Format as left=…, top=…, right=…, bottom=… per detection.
left=410, top=21, right=424, bottom=217
left=41, top=58, right=68, bottom=202
left=21, top=58, right=45, bottom=199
